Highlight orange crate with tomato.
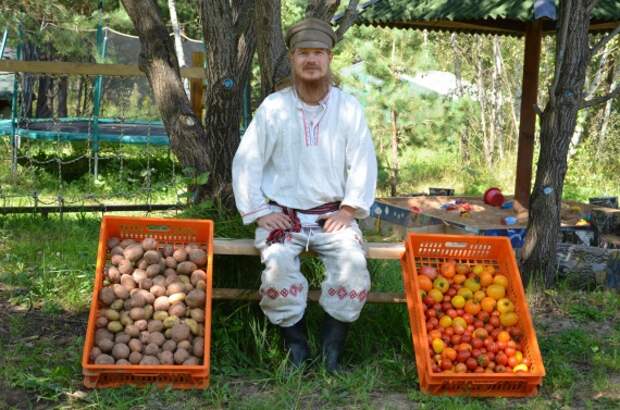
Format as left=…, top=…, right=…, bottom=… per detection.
left=81, top=216, right=213, bottom=389
left=400, top=234, right=545, bottom=397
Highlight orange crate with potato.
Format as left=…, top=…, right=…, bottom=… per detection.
left=400, top=234, right=545, bottom=397
left=81, top=216, right=213, bottom=389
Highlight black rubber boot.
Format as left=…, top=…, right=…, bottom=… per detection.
left=320, top=313, right=350, bottom=373
left=280, top=318, right=311, bottom=367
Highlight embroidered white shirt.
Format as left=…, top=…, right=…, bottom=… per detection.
left=232, top=86, right=377, bottom=225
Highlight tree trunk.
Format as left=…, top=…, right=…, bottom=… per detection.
left=451, top=34, right=469, bottom=163
left=255, top=0, right=290, bottom=102
left=491, top=37, right=501, bottom=161
left=35, top=76, right=53, bottom=118
left=201, top=0, right=256, bottom=202
left=598, top=55, right=618, bottom=154
left=521, top=0, right=592, bottom=287
left=475, top=46, right=491, bottom=167
left=75, top=76, right=84, bottom=116
left=390, top=109, right=399, bottom=197
left=121, top=0, right=211, bottom=200
left=57, top=76, right=68, bottom=117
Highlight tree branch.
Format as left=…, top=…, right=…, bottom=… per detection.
left=306, top=0, right=340, bottom=21
left=586, top=0, right=600, bottom=15
left=550, top=0, right=571, bottom=103
left=335, top=0, right=359, bottom=42
left=581, top=84, right=620, bottom=108
left=590, top=23, right=620, bottom=58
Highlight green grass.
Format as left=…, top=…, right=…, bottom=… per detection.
left=1, top=213, right=619, bottom=409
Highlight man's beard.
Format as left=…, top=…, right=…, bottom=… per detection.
left=294, top=67, right=331, bottom=102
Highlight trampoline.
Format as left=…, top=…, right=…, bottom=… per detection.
left=0, top=118, right=169, bottom=145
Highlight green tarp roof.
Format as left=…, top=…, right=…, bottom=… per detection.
left=351, top=0, right=620, bottom=35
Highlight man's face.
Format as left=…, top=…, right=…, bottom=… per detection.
left=291, top=48, right=333, bottom=83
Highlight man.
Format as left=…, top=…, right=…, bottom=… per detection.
left=232, top=17, right=377, bottom=372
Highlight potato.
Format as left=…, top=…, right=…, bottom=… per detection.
left=107, top=266, right=121, bottom=283
left=193, top=337, right=204, bottom=357
left=107, top=321, right=123, bottom=333
left=124, top=324, right=140, bottom=338
left=142, top=238, right=159, bottom=251
left=90, top=346, right=102, bottom=362
left=154, top=296, right=170, bottom=311
left=132, top=269, right=147, bottom=284
left=162, top=339, right=176, bottom=352
left=185, top=289, right=205, bottom=308
left=162, top=244, right=174, bottom=257
left=169, top=303, right=186, bottom=318
left=173, top=249, right=187, bottom=262
left=150, top=285, right=166, bottom=298
left=144, top=343, right=160, bottom=356
left=158, top=350, right=174, bottom=365
left=97, top=338, right=114, bottom=353
left=118, top=260, right=134, bottom=276
left=120, top=238, right=136, bottom=248
left=129, top=307, right=145, bottom=321
left=108, top=237, right=121, bottom=249
left=110, top=246, right=124, bottom=257
left=153, top=311, right=168, bottom=322
left=103, top=309, right=119, bottom=321
left=196, top=280, right=206, bottom=291
left=177, top=340, right=192, bottom=351
left=96, top=316, right=108, bottom=328
left=166, top=282, right=185, bottom=296
left=116, top=359, right=130, bottom=365
left=176, top=261, right=197, bottom=276
left=139, top=278, right=153, bottom=291
left=128, top=338, right=143, bottom=353
left=95, top=328, right=114, bottom=343
left=178, top=275, right=191, bottom=286
left=164, top=257, right=177, bottom=269
left=190, top=308, right=205, bottom=323
left=152, top=275, right=166, bottom=287
left=146, top=264, right=162, bottom=277
left=137, top=258, right=149, bottom=270
left=134, top=319, right=148, bottom=331
left=110, top=254, right=124, bottom=266
left=139, top=331, right=151, bottom=345
left=171, top=323, right=191, bottom=342
left=148, top=332, right=165, bottom=346
left=144, top=305, right=154, bottom=320
left=168, top=292, right=186, bottom=305
left=129, top=292, right=146, bottom=308
left=183, top=356, right=200, bottom=365
left=190, top=270, right=206, bottom=286
left=99, top=287, right=116, bottom=306
left=111, top=284, right=128, bottom=300
left=188, top=249, right=207, bottom=266
left=110, top=299, right=124, bottom=311
left=112, top=343, right=130, bottom=360
left=143, top=250, right=160, bottom=265
left=115, top=332, right=131, bottom=344
left=124, top=244, right=144, bottom=262
left=164, top=273, right=178, bottom=286
left=140, top=355, right=160, bottom=365
left=118, top=313, right=131, bottom=327
left=120, top=274, right=137, bottom=291
left=163, top=316, right=179, bottom=329
left=95, top=354, right=115, bottom=365
left=129, top=351, right=143, bottom=364
left=148, top=320, right=163, bottom=333
left=184, top=319, right=199, bottom=335
left=174, top=348, right=190, bottom=364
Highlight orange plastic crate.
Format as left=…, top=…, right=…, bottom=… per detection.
left=401, top=233, right=545, bottom=397
left=81, top=216, right=214, bottom=389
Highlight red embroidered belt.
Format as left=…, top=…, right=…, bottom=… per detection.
left=266, top=201, right=341, bottom=245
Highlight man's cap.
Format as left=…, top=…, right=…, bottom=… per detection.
left=285, top=17, right=336, bottom=50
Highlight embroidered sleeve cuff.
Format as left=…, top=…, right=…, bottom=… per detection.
left=340, top=200, right=370, bottom=219
left=241, top=205, right=272, bottom=225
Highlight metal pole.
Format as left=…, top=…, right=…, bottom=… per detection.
left=0, top=29, right=8, bottom=58
left=92, top=1, right=108, bottom=180
left=10, top=29, right=21, bottom=176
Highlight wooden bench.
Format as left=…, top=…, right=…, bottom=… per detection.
left=212, top=239, right=407, bottom=304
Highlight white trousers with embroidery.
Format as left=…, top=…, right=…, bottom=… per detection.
left=255, top=222, right=371, bottom=328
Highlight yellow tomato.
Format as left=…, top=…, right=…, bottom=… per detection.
left=493, top=274, right=509, bottom=288
left=486, top=284, right=506, bottom=300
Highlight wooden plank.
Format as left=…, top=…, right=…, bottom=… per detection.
left=514, top=21, right=542, bottom=209
left=0, top=60, right=205, bottom=79
left=214, top=238, right=405, bottom=260
left=212, top=288, right=406, bottom=304
left=190, top=52, right=205, bottom=117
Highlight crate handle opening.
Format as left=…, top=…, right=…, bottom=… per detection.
left=146, top=225, right=171, bottom=232
left=444, top=241, right=468, bottom=248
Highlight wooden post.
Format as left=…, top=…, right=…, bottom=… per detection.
left=514, top=21, right=543, bottom=209
left=190, top=52, right=205, bottom=118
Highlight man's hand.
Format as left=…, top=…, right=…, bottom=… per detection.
left=320, top=206, right=355, bottom=233
left=257, top=212, right=292, bottom=230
